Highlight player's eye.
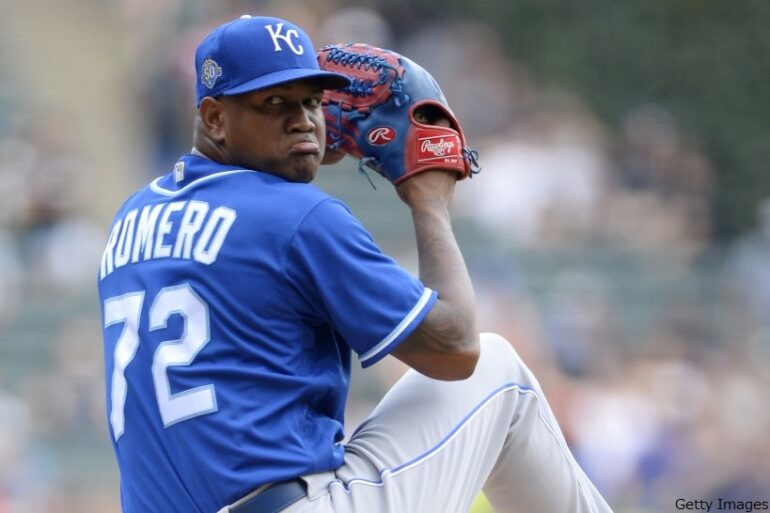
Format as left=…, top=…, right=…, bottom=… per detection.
left=304, top=96, right=322, bottom=109
left=265, top=96, right=285, bottom=106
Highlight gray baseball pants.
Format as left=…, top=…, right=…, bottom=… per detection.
left=226, top=332, right=614, bottom=513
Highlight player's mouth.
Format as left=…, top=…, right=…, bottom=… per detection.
left=289, top=141, right=320, bottom=155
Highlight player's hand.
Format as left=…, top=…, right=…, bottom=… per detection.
left=395, top=115, right=457, bottom=208
left=395, top=168, right=457, bottom=210
left=321, top=147, right=346, bottom=165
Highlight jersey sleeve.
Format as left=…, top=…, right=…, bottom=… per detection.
left=284, top=198, right=437, bottom=367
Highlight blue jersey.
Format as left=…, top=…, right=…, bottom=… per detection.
left=97, top=154, right=437, bottom=513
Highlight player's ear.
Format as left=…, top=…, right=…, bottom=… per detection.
left=198, top=96, right=226, bottom=143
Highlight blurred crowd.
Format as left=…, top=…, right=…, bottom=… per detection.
left=0, top=1, right=768, bottom=512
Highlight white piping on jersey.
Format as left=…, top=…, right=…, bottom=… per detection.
left=149, top=169, right=254, bottom=196
left=359, top=287, right=434, bottom=365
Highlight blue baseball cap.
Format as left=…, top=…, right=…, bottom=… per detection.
left=194, top=15, right=350, bottom=107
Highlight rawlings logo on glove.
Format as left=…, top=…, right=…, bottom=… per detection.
left=317, top=43, right=480, bottom=185
left=368, top=127, right=396, bottom=145
left=421, top=136, right=456, bottom=157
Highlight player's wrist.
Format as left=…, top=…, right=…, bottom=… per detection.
left=408, top=202, right=451, bottom=222
left=396, top=172, right=455, bottom=207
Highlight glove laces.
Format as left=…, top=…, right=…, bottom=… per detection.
left=322, top=46, right=409, bottom=105
left=464, top=148, right=482, bottom=177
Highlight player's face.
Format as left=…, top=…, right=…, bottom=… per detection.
left=220, top=80, right=326, bottom=183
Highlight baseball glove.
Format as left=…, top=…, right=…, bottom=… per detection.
left=317, top=43, right=480, bottom=186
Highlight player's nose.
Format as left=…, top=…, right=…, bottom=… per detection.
left=287, top=103, right=315, bottom=132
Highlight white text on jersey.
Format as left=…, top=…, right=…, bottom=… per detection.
left=99, top=200, right=237, bottom=280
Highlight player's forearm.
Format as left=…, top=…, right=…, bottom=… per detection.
left=410, top=201, right=478, bottom=350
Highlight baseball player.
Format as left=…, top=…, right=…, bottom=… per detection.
left=97, top=14, right=614, bottom=513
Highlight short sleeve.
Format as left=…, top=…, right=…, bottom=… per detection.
left=284, top=198, right=437, bottom=367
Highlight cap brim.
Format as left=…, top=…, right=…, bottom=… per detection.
left=223, top=68, right=350, bottom=96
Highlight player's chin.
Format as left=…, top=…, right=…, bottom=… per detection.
left=286, top=155, right=320, bottom=183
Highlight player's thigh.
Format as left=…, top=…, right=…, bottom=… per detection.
left=325, top=333, right=532, bottom=513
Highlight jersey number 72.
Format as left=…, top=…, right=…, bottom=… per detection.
left=103, top=284, right=217, bottom=442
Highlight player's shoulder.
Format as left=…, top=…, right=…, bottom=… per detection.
left=149, top=154, right=332, bottom=203
left=109, top=155, right=352, bottom=230
left=231, top=172, right=343, bottom=219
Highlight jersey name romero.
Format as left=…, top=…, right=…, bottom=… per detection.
left=97, top=154, right=437, bottom=513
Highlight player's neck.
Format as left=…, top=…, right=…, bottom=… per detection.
left=191, top=146, right=209, bottom=159
left=191, top=130, right=238, bottom=166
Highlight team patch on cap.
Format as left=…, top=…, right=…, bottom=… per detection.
left=201, top=58, right=223, bottom=89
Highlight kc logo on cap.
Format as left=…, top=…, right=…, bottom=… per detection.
left=193, top=15, right=350, bottom=107
left=264, top=22, right=304, bottom=55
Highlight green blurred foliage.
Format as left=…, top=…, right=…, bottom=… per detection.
left=365, top=0, right=770, bottom=240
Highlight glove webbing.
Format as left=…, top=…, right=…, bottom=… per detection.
left=323, top=47, right=409, bottom=105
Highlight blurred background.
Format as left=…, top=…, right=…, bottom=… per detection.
left=0, top=0, right=768, bottom=512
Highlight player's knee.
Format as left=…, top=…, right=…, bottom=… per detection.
left=479, top=332, right=518, bottom=360
left=478, top=332, right=538, bottom=385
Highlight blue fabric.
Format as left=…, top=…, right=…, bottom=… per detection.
left=98, top=154, right=436, bottom=513
left=194, top=16, right=349, bottom=106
